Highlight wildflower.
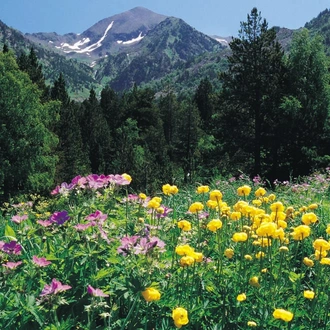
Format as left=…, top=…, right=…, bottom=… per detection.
left=180, top=256, right=195, bottom=267
left=87, top=285, right=109, bottom=297
left=139, top=193, right=147, bottom=200
left=247, top=321, right=257, bottom=327
left=196, top=185, right=209, bottom=194
left=141, top=287, right=161, bottom=302
left=49, top=210, right=70, bottom=225
left=326, top=224, right=330, bottom=235
left=308, top=203, right=318, bottom=210
left=304, top=290, right=315, bottom=299
left=237, top=185, right=251, bottom=196
left=303, top=257, right=314, bottom=267
left=291, top=225, right=311, bottom=240
left=256, top=222, right=277, bottom=237
left=172, top=307, right=189, bottom=328
left=315, top=250, right=327, bottom=260
left=156, top=205, right=173, bottom=218
left=3, top=261, right=22, bottom=269
left=40, top=278, right=71, bottom=296
left=273, top=309, right=294, bottom=322
left=209, top=190, right=223, bottom=201
left=37, top=220, right=53, bottom=227
left=224, top=248, right=234, bottom=259
left=268, top=194, right=276, bottom=201
left=117, top=236, right=139, bottom=256
left=232, top=232, right=248, bottom=242
left=270, top=202, right=284, bottom=212
left=279, top=246, right=289, bottom=253
left=177, top=220, right=192, bottom=231
left=191, top=251, right=203, bottom=262
left=255, top=251, right=265, bottom=259
left=162, top=184, right=172, bottom=195
left=74, top=223, right=94, bottom=231
left=255, top=187, right=266, bottom=197
left=188, top=202, right=204, bottom=213
left=252, top=199, right=262, bottom=207
left=170, top=185, right=179, bottom=195
left=249, top=276, right=260, bottom=288
left=206, top=200, right=218, bottom=209
left=11, top=214, right=28, bottom=224
left=2, top=241, right=22, bottom=255
left=175, top=245, right=194, bottom=256
left=320, top=258, right=330, bottom=265
left=121, top=173, right=132, bottom=184
left=301, top=213, right=318, bottom=225
left=32, top=256, right=52, bottom=267
left=147, top=198, right=161, bottom=209
left=207, top=219, right=223, bottom=232
left=313, top=239, right=330, bottom=252
left=230, top=212, right=241, bottom=221
left=237, top=293, right=246, bottom=302
left=245, top=254, right=253, bottom=261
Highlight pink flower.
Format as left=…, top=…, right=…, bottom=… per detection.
left=87, top=285, right=109, bottom=297
left=40, top=278, right=71, bottom=296
left=85, top=210, right=107, bottom=224
left=74, top=223, right=94, bottom=231
left=32, top=256, right=52, bottom=267
left=37, top=220, right=53, bottom=227
left=2, top=241, right=22, bottom=255
left=3, top=261, right=22, bottom=269
left=11, top=214, right=28, bottom=224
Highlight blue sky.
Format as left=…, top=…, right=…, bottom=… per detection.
left=0, top=0, right=329, bottom=37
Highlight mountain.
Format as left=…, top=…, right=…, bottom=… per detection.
left=26, top=7, right=168, bottom=61
left=0, top=20, right=99, bottom=99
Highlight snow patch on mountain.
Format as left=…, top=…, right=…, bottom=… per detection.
left=117, top=32, right=144, bottom=45
left=59, top=21, right=114, bottom=54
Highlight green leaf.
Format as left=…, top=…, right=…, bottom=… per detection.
left=5, top=225, right=16, bottom=238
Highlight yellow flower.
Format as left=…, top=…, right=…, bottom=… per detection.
left=162, top=184, right=172, bottom=195
left=191, top=252, right=203, bottom=262
left=268, top=194, right=276, bottom=201
left=313, top=239, right=330, bottom=251
left=247, top=321, right=257, bottom=327
left=147, top=199, right=160, bottom=209
left=271, top=211, right=286, bottom=222
left=270, top=201, right=284, bottom=212
left=156, top=207, right=164, bottom=214
left=180, top=256, right=195, bottom=267
left=273, top=309, right=294, bottom=322
left=141, top=287, right=161, bottom=302
left=320, top=257, right=330, bottom=265
left=301, top=212, right=318, bottom=225
left=188, top=202, right=204, bottom=213
left=252, top=199, right=262, bottom=207
left=303, top=257, right=314, bottom=267
left=170, top=185, right=179, bottom=195
left=256, top=222, right=277, bottom=237
left=315, top=250, right=327, bottom=260
left=236, top=293, right=246, bottom=302
left=245, top=254, right=253, bottom=261
left=255, top=187, right=266, bottom=197
left=196, top=185, right=209, bottom=194
left=177, top=220, right=192, bottom=231
left=326, top=224, right=330, bottom=235
left=255, top=251, right=265, bottom=259
left=249, top=276, right=260, bottom=288
left=277, top=220, right=287, bottom=229
left=303, top=290, right=315, bottom=299
left=122, top=173, right=132, bottom=183
left=308, top=203, right=318, bottom=210
left=172, top=307, right=189, bottom=328
left=291, top=225, right=311, bottom=240
left=139, top=193, right=147, bottom=200
left=207, top=219, right=223, bottom=232
left=257, top=237, right=271, bottom=247
left=209, top=190, right=223, bottom=201
left=279, top=246, right=289, bottom=253
left=230, top=211, right=241, bottom=221
left=206, top=200, right=218, bottom=209
left=232, top=232, right=248, bottom=242
left=224, top=248, right=234, bottom=259
left=237, top=185, right=251, bottom=196
left=175, top=245, right=194, bottom=256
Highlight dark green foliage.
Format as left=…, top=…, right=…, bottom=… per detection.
left=0, top=52, right=59, bottom=199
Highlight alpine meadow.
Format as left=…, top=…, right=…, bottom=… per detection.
left=2, top=6, right=330, bottom=330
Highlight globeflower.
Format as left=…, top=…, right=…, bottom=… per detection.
left=301, top=212, right=318, bottom=225
left=175, top=245, right=194, bottom=256
left=224, top=248, right=234, bottom=259
left=273, top=309, right=294, bottom=322
left=232, top=232, right=248, bottom=242
left=237, top=293, right=246, bottom=302
left=313, top=238, right=330, bottom=252
left=172, top=307, right=189, bottom=328
left=207, top=219, right=223, bottom=232
left=247, top=321, right=257, bottom=327
left=230, top=212, right=241, bottom=221
left=209, top=190, right=223, bottom=201
left=304, top=290, right=315, bottom=299
left=188, top=202, right=204, bottom=213
left=237, top=185, right=251, bottom=196
left=291, top=225, right=311, bottom=240
left=303, top=257, right=314, bottom=267
left=196, top=185, right=209, bottom=194
left=256, top=222, right=277, bottom=237
left=180, top=256, right=195, bottom=267
left=255, top=187, right=266, bottom=197
left=141, top=287, right=161, bottom=302
left=121, top=173, right=132, bottom=184
left=270, top=202, right=284, bottom=212
left=162, top=184, right=172, bottom=195
left=249, top=276, right=260, bottom=288
left=177, top=220, right=192, bottom=231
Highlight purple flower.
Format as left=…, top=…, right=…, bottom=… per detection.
left=71, top=175, right=87, bottom=188
left=87, top=285, right=109, bottom=297
left=11, top=214, right=28, bottom=224
left=108, top=174, right=130, bottom=186
left=2, top=241, right=22, bottom=255
left=86, top=174, right=108, bottom=189
left=156, top=205, right=173, bottom=218
left=49, top=211, right=70, bottom=225
left=117, top=236, right=139, bottom=256
left=85, top=210, right=107, bottom=224
left=32, top=256, right=52, bottom=267
left=3, top=261, right=22, bottom=269
left=40, top=278, right=71, bottom=296
left=74, top=223, right=94, bottom=231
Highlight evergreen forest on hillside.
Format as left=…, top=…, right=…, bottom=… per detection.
left=1, top=8, right=330, bottom=200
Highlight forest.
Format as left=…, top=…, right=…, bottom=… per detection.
left=1, top=8, right=330, bottom=200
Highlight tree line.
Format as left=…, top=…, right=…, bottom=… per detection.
left=1, top=7, right=330, bottom=200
